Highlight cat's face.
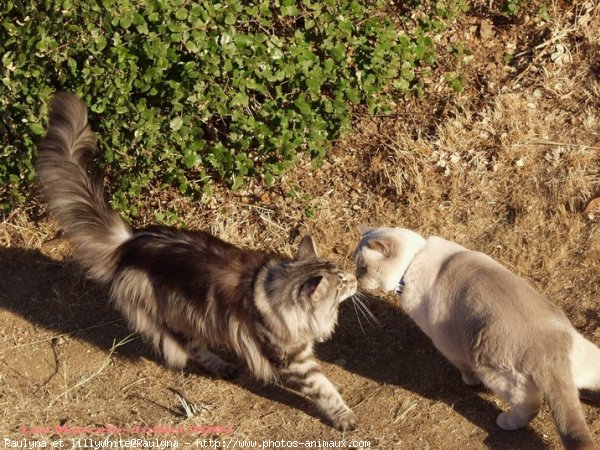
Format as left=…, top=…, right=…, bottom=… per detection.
left=258, top=236, right=357, bottom=342
left=353, top=227, right=425, bottom=292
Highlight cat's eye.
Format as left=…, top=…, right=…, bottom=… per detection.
left=356, top=266, right=367, bottom=277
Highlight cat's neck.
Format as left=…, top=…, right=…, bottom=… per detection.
left=402, top=236, right=466, bottom=298
left=381, top=228, right=426, bottom=293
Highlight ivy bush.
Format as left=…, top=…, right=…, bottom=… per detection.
left=1, top=0, right=463, bottom=216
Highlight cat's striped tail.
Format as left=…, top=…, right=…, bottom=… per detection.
left=36, top=92, right=132, bottom=283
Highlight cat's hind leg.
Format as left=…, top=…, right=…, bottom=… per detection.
left=187, top=341, right=239, bottom=379
left=444, top=356, right=481, bottom=386
left=160, top=333, right=190, bottom=369
left=479, top=370, right=543, bottom=430
left=122, top=304, right=190, bottom=369
left=125, top=306, right=234, bottom=377
left=113, top=273, right=190, bottom=369
left=461, top=370, right=482, bottom=387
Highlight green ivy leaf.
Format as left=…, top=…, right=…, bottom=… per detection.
left=0, top=0, right=458, bottom=213
left=170, top=117, right=184, bottom=131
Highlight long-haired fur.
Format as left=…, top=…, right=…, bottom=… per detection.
left=36, top=92, right=358, bottom=431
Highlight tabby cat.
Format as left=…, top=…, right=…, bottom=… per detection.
left=354, top=226, right=600, bottom=449
left=36, top=92, right=358, bottom=431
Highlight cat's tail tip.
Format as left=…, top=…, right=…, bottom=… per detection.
left=37, top=91, right=132, bottom=283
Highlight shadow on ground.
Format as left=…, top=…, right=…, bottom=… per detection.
left=0, top=246, right=339, bottom=428
left=318, top=293, right=550, bottom=450
left=0, top=246, right=147, bottom=359
left=0, top=246, right=550, bottom=447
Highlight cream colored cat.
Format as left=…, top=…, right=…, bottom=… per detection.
left=353, top=226, right=600, bottom=450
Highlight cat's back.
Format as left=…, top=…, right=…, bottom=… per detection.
left=434, top=247, right=581, bottom=386
left=119, top=225, right=268, bottom=265
left=115, top=226, right=275, bottom=294
left=435, top=248, right=571, bottom=333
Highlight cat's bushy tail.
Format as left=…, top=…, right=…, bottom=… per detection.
left=36, top=92, right=132, bottom=283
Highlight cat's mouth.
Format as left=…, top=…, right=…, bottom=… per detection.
left=341, top=282, right=358, bottom=302
left=355, top=276, right=381, bottom=292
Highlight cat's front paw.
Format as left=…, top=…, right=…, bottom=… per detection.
left=332, top=410, right=357, bottom=432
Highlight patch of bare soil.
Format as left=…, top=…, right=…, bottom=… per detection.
left=1, top=2, right=600, bottom=449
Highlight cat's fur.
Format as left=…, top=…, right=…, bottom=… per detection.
left=354, top=226, right=600, bottom=449
left=36, top=92, right=358, bottom=431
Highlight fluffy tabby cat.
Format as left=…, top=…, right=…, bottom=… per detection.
left=36, top=92, right=358, bottom=431
left=354, top=226, right=600, bottom=449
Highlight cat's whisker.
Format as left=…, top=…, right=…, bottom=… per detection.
left=350, top=293, right=381, bottom=327
left=353, top=292, right=380, bottom=324
left=351, top=295, right=369, bottom=338
left=349, top=291, right=370, bottom=322
left=356, top=300, right=380, bottom=327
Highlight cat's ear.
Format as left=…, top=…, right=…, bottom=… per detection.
left=302, top=276, right=329, bottom=302
left=366, top=236, right=395, bottom=257
left=296, top=235, right=319, bottom=260
left=357, top=224, right=375, bottom=235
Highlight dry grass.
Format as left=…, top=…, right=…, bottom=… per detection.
left=1, top=2, right=600, bottom=449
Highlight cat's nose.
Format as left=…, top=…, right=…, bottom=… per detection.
left=346, top=274, right=358, bottom=295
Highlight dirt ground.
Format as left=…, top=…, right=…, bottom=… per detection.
left=2, top=2, right=600, bottom=449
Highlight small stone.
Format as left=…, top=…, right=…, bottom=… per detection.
left=480, top=20, right=494, bottom=40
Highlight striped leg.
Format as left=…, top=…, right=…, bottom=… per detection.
left=188, top=341, right=239, bottom=379
left=280, top=347, right=356, bottom=431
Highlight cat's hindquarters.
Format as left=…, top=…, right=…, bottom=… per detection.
left=571, top=332, right=600, bottom=402
left=37, top=92, right=132, bottom=283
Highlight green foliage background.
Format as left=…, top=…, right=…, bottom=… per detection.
left=0, top=0, right=465, bottom=216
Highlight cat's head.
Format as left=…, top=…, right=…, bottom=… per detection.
left=255, top=235, right=357, bottom=343
left=353, top=226, right=426, bottom=292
